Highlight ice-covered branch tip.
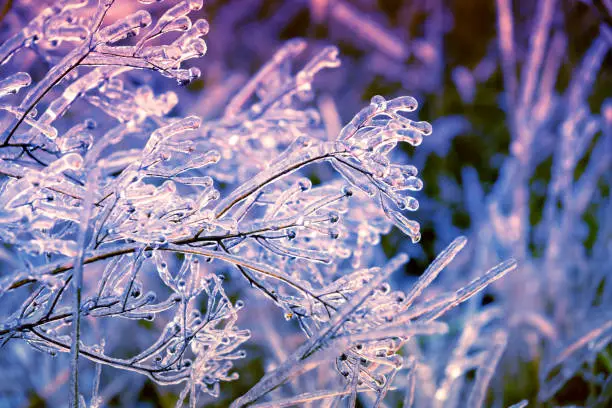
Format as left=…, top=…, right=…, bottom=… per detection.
left=0, top=0, right=208, bottom=145
left=333, top=95, right=432, bottom=243
left=213, top=94, right=431, bottom=243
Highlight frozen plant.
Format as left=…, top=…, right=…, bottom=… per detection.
left=404, top=0, right=612, bottom=405
left=0, top=1, right=520, bottom=407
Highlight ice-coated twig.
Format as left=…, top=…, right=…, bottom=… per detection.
left=69, top=164, right=99, bottom=408
left=517, top=0, right=557, bottom=110
left=402, top=357, right=417, bottom=408
left=539, top=312, right=612, bottom=401
left=401, top=236, right=467, bottom=310
left=495, top=0, right=518, bottom=128
left=230, top=254, right=409, bottom=407
left=466, top=330, right=508, bottom=407
left=425, top=259, right=518, bottom=321
left=224, top=39, right=307, bottom=118
left=329, top=1, right=408, bottom=61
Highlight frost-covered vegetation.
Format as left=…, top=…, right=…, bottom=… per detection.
left=0, top=0, right=610, bottom=407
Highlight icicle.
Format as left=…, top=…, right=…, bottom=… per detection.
left=385, top=206, right=421, bottom=243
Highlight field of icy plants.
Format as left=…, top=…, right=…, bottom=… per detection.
left=0, top=0, right=610, bottom=407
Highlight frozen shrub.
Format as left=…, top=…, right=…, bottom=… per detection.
left=1, top=0, right=610, bottom=407
left=0, top=1, right=517, bottom=407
